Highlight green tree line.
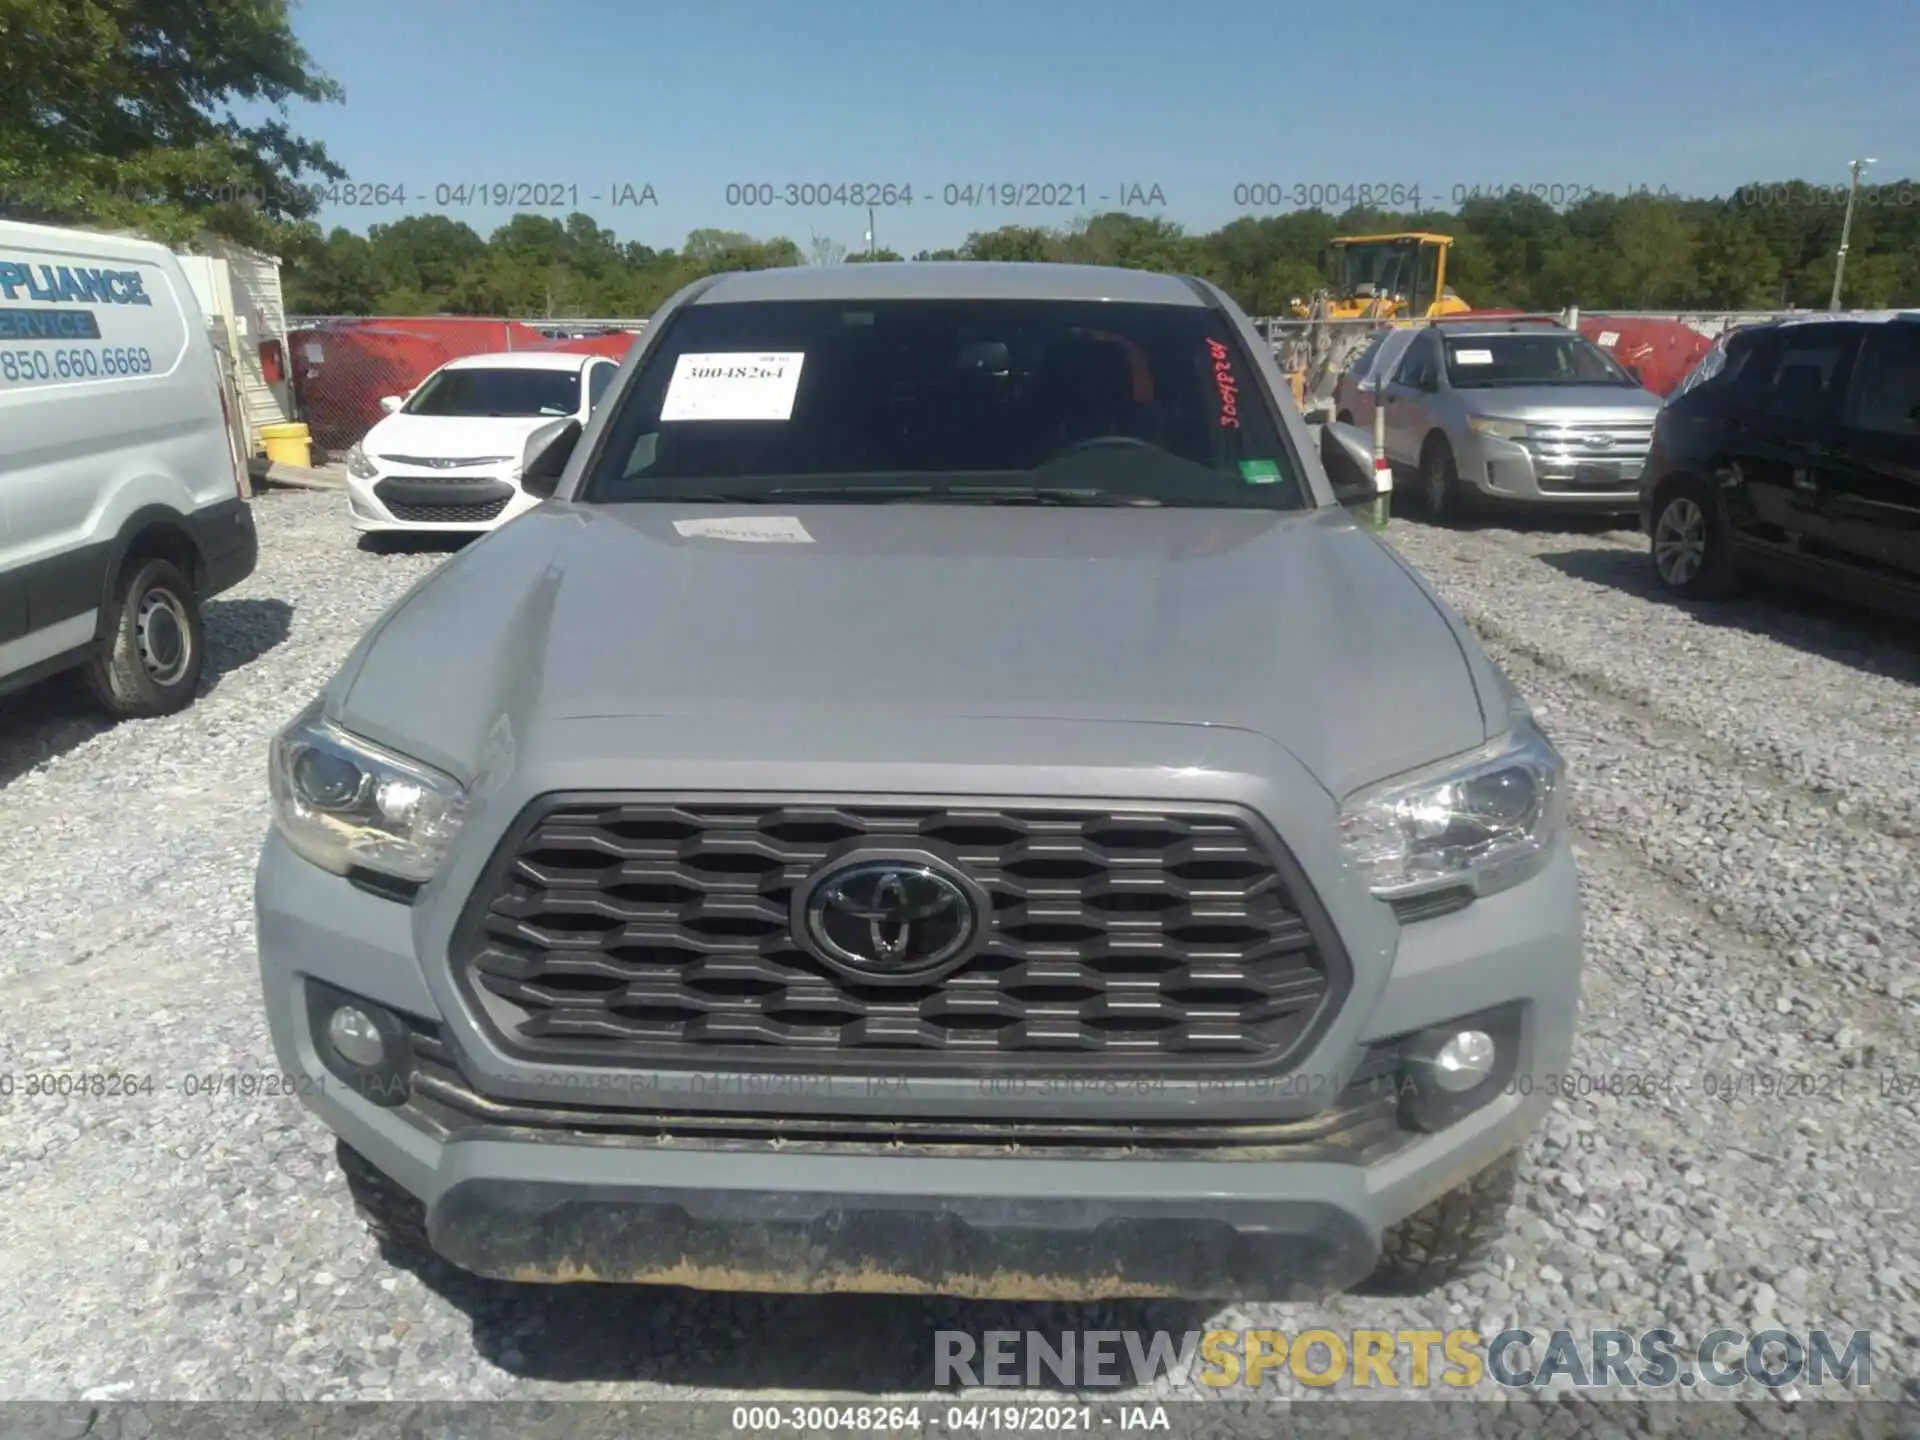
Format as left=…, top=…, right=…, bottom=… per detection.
left=4, top=0, right=1914, bottom=320
left=278, top=186, right=1920, bottom=320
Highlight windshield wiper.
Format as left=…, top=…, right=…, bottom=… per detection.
left=613, top=483, right=937, bottom=504
left=766, top=485, right=935, bottom=501
left=610, top=484, right=1162, bottom=506
left=931, top=486, right=1162, bottom=507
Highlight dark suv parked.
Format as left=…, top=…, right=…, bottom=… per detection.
left=1640, top=314, right=1920, bottom=615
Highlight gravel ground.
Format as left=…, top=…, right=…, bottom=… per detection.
left=0, top=491, right=1916, bottom=1420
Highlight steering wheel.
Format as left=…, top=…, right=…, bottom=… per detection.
left=1043, top=433, right=1162, bottom=462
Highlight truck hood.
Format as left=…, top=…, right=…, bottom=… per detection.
left=332, top=503, right=1494, bottom=799
left=362, top=412, right=567, bottom=464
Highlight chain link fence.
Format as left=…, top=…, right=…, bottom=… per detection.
left=286, top=315, right=649, bottom=457
left=284, top=306, right=1814, bottom=458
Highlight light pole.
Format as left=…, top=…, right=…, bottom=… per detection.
left=1829, top=156, right=1876, bottom=311
left=867, top=205, right=876, bottom=259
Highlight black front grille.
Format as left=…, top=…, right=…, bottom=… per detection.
left=384, top=497, right=510, bottom=523
left=373, top=474, right=515, bottom=524
left=451, top=796, right=1347, bottom=1073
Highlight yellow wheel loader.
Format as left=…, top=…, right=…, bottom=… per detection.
left=1279, top=232, right=1472, bottom=407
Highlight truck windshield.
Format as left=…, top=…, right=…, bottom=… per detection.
left=579, top=298, right=1307, bottom=509
left=403, top=366, right=580, bottom=418
left=1443, top=333, right=1639, bottom=388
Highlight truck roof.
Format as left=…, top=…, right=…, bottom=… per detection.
left=694, top=262, right=1208, bottom=307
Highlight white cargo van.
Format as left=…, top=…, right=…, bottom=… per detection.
left=0, top=220, right=258, bottom=717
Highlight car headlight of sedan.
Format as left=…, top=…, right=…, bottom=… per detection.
left=345, top=443, right=379, bottom=480
left=269, top=702, right=469, bottom=882
left=1338, top=714, right=1566, bottom=901
left=1466, top=416, right=1530, bottom=441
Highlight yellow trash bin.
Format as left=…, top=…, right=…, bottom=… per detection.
left=259, top=422, right=312, bottom=469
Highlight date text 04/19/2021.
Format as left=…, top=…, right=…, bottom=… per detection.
left=721, top=183, right=1168, bottom=209
left=431, top=182, right=658, bottom=208
left=727, top=1404, right=1171, bottom=1432
left=192, top=181, right=664, bottom=209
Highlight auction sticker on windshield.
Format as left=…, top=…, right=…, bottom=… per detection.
left=1454, top=349, right=1495, bottom=365
left=661, top=351, right=806, bottom=421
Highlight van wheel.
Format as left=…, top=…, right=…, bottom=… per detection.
left=1650, top=476, right=1742, bottom=599
left=1336, top=411, right=1355, bottom=425
left=84, top=557, right=205, bottom=718
left=1355, top=1151, right=1519, bottom=1296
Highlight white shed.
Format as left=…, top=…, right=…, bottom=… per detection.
left=173, top=238, right=294, bottom=453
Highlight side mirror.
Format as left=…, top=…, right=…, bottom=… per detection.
left=1303, top=406, right=1333, bottom=426
left=378, top=395, right=403, bottom=415
left=519, top=417, right=582, bottom=499
left=1625, top=364, right=1644, bottom=384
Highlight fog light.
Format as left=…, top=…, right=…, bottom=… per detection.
left=1395, top=1003, right=1523, bottom=1135
left=1431, top=1029, right=1496, bottom=1091
left=305, top=980, right=412, bottom=1108
left=326, top=1005, right=387, bottom=1067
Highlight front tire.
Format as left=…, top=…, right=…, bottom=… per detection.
left=336, top=1140, right=430, bottom=1257
left=1356, top=1151, right=1519, bottom=1296
left=1419, top=436, right=1469, bottom=523
left=1649, top=476, right=1741, bottom=598
left=83, top=557, right=205, bottom=718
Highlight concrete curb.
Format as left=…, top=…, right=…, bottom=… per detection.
left=249, top=458, right=346, bottom=492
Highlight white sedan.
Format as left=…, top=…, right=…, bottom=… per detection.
left=343, top=352, right=620, bottom=536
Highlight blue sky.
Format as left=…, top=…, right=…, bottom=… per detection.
left=288, top=0, right=1919, bottom=254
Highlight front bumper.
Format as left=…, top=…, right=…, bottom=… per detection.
left=431, top=1157, right=1384, bottom=1299
left=1454, top=432, right=1645, bottom=508
left=256, top=811, right=1582, bottom=1299
left=344, top=466, right=539, bottom=533
left=188, top=496, right=259, bottom=595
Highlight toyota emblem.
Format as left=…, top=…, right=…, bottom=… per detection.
left=794, top=855, right=985, bottom=976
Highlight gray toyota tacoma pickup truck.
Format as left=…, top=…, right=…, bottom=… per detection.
left=255, top=262, right=1582, bottom=1302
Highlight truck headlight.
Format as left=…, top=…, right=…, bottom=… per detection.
left=1338, top=716, right=1565, bottom=901
left=268, top=702, right=468, bottom=882
left=1467, top=416, right=1530, bottom=440
left=345, top=443, right=379, bottom=479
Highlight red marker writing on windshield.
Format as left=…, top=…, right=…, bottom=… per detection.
left=1207, top=338, right=1240, bottom=428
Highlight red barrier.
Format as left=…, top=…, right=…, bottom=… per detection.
left=289, top=318, right=641, bottom=454
left=1576, top=317, right=1714, bottom=397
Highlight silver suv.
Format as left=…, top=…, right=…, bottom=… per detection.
left=255, top=262, right=1582, bottom=1304
left=1374, top=320, right=1662, bottom=520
